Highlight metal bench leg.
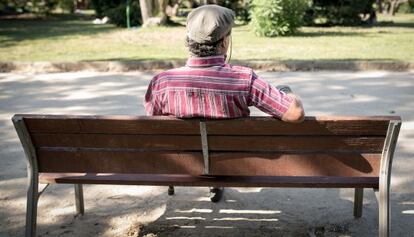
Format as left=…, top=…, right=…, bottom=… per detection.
left=378, top=187, right=389, bottom=237
left=168, top=186, right=175, bottom=196
left=74, top=184, right=85, bottom=215
left=375, top=120, right=401, bottom=237
left=374, top=187, right=389, bottom=237
left=25, top=170, right=38, bottom=237
left=353, top=188, right=363, bottom=218
left=13, top=117, right=40, bottom=237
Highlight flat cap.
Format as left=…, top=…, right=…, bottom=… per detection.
left=187, top=5, right=235, bottom=44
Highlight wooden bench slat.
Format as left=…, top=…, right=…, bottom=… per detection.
left=20, top=115, right=397, bottom=136
left=206, top=119, right=390, bottom=136
left=36, top=150, right=380, bottom=177
left=210, top=153, right=380, bottom=177
left=32, top=133, right=385, bottom=153
left=38, top=173, right=379, bottom=188
left=208, top=136, right=384, bottom=153
left=37, top=150, right=204, bottom=174
left=32, top=134, right=201, bottom=150
left=25, top=116, right=201, bottom=135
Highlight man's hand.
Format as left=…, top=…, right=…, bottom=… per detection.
left=276, top=85, right=293, bottom=94
left=277, top=85, right=305, bottom=123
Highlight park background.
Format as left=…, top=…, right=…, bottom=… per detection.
left=1, top=0, right=414, bottom=236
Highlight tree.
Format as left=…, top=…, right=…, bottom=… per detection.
left=139, top=0, right=168, bottom=26
left=386, top=0, right=409, bottom=15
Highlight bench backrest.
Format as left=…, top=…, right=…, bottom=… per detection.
left=12, top=115, right=401, bottom=184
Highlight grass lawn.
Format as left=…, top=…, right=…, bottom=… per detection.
left=0, top=14, right=413, bottom=62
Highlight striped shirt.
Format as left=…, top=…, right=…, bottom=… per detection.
left=144, top=55, right=293, bottom=119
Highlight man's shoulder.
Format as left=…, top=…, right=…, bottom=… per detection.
left=153, top=67, right=188, bottom=79
left=222, top=64, right=255, bottom=78
left=227, top=64, right=254, bottom=73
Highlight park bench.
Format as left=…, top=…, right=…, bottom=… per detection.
left=12, top=114, right=401, bottom=237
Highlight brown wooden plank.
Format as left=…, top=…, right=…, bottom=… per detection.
left=209, top=153, right=381, bottom=177
left=206, top=119, right=391, bottom=136
left=38, top=173, right=379, bottom=188
left=37, top=149, right=380, bottom=177
left=32, top=134, right=202, bottom=150
left=208, top=136, right=385, bottom=152
left=17, top=114, right=401, bottom=136
left=32, top=133, right=385, bottom=153
left=24, top=116, right=200, bottom=135
left=37, top=150, right=204, bottom=174
left=15, top=114, right=401, bottom=122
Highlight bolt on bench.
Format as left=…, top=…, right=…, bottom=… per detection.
left=12, top=114, right=401, bottom=237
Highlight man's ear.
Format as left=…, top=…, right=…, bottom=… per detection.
left=221, top=36, right=229, bottom=49
left=220, top=38, right=226, bottom=49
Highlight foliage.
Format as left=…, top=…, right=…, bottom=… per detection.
left=305, top=0, right=375, bottom=26
left=91, top=0, right=121, bottom=17
left=0, top=0, right=74, bottom=14
left=397, top=0, right=414, bottom=13
left=218, top=0, right=252, bottom=23
left=105, top=1, right=141, bottom=27
left=250, top=0, right=308, bottom=37
left=58, top=0, right=74, bottom=13
left=90, top=0, right=141, bottom=27
left=25, top=0, right=59, bottom=14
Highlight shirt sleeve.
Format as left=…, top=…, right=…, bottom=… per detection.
left=248, top=72, right=294, bottom=119
left=144, top=79, right=162, bottom=116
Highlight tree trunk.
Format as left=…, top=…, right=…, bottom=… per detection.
left=166, top=0, right=183, bottom=17
left=139, top=0, right=153, bottom=24
left=140, top=0, right=169, bottom=27
left=394, top=0, right=409, bottom=15
left=376, top=0, right=383, bottom=13
left=389, top=0, right=397, bottom=15
left=367, top=10, right=377, bottom=25
left=156, top=0, right=168, bottom=18
left=387, top=0, right=408, bottom=15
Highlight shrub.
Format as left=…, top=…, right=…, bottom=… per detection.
left=218, top=0, right=252, bottom=23
left=250, top=0, right=308, bottom=37
left=91, top=0, right=121, bottom=17
left=104, top=1, right=141, bottom=27
left=58, top=0, right=75, bottom=13
left=305, top=0, right=375, bottom=26
left=91, top=0, right=141, bottom=27
left=397, top=0, right=414, bottom=13
left=1, top=0, right=75, bottom=15
left=25, top=0, right=59, bottom=15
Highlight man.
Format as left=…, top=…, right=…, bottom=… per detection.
left=144, top=5, right=305, bottom=202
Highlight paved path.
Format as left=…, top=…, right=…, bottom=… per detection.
left=0, top=71, right=413, bottom=236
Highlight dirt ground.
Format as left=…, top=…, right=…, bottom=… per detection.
left=0, top=71, right=413, bottom=236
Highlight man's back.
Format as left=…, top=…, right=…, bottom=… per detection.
left=145, top=55, right=293, bottom=119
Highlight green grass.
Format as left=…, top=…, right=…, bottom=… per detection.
left=0, top=14, right=413, bottom=62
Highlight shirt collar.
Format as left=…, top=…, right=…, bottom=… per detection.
left=186, top=55, right=226, bottom=67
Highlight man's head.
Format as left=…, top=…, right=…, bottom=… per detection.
left=186, top=5, right=235, bottom=57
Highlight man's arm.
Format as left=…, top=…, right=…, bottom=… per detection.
left=249, top=76, right=305, bottom=122
left=144, top=79, right=162, bottom=115
left=277, top=85, right=305, bottom=123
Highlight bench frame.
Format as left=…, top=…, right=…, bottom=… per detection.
left=12, top=115, right=401, bottom=237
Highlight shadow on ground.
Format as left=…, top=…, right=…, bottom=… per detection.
left=0, top=71, right=413, bottom=236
